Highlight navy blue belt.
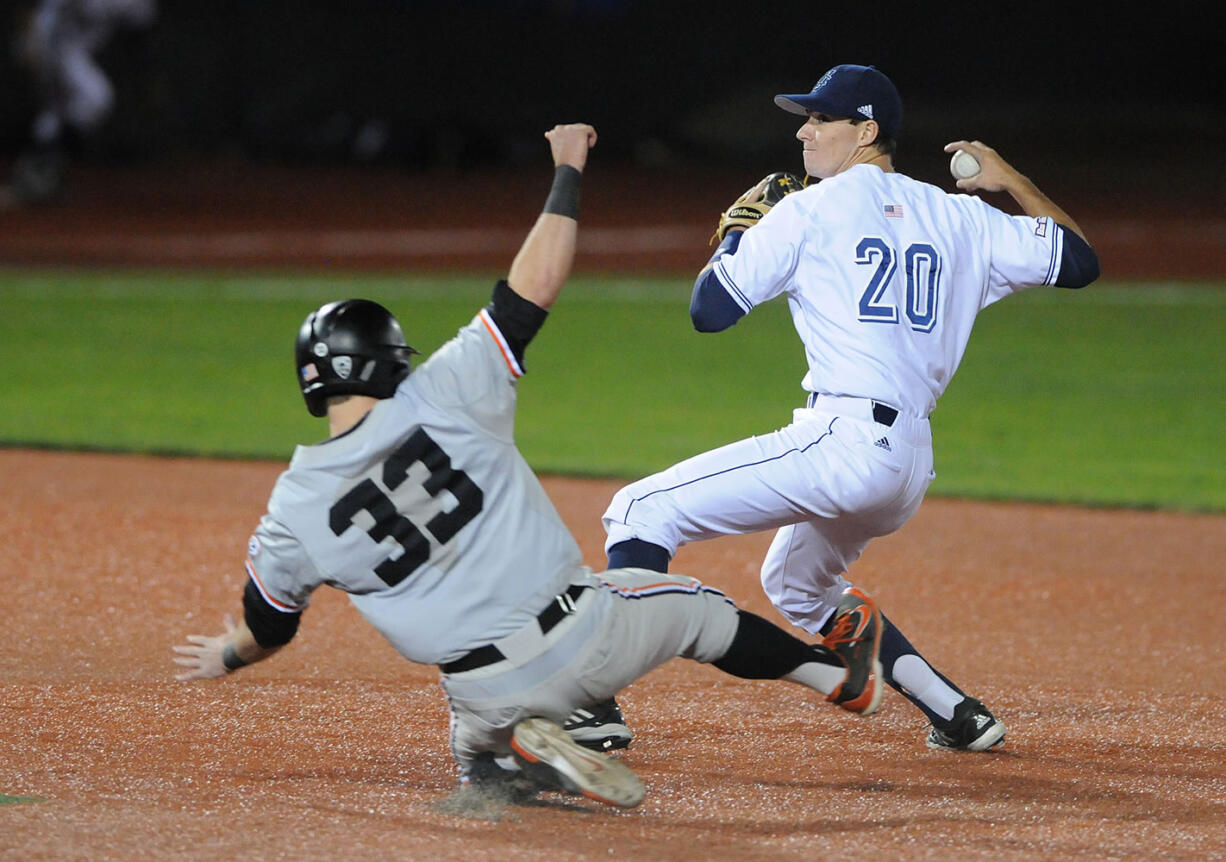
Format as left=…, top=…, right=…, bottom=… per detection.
left=805, top=394, right=898, bottom=427
left=441, top=584, right=590, bottom=674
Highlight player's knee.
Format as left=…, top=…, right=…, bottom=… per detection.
left=679, top=590, right=741, bottom=664
left=603, top=483, right=641, bottom=525
left=766, top=591, right=812, bottom=630
left=602, top=484, right=680, bottom=550
left=760, top=579, right=846, bottom=637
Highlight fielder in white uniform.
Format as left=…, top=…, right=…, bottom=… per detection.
left=9, top=0, right=156, bottom=205
left=601, top=65, right=1100, bottom=752
left=171, top=123, right=889, bottom=809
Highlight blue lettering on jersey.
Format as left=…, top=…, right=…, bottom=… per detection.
left=855, top=237, right=899, bottom=324
left=855, top=237, right=943, bottom=333
left=904, top=242, right=941, bottom=332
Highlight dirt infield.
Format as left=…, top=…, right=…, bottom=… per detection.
left=3, top=154, right=1224, bottom=857
left=3, top=448, right=1225, bottom=860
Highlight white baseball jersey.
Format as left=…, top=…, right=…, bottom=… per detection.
left=27, top=0, right=156, bottom=137
left=245, top=311, right=583, bottom=666
left=604, top=163, right=1074, bottom=635
left=712, top=164, right=1064, bottom=416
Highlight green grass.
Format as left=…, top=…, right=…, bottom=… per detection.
left=0, top=794, right=46, bottom=805
left=3, top=269, right=1224, bottom=511
left=932, top=285, right=1225, bottom=508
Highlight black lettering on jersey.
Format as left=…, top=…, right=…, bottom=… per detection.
left=384, top=429, right=485, bottom=546
left=329, top=429, right=485, bottom=587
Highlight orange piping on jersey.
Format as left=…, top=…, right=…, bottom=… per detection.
left=479, top=309, right=524, bottom=378
left=619, top=580, right=696, bottom=594
left=245, top=559, right=304, bottom=613
left=600, top=577, right=727, bottom=599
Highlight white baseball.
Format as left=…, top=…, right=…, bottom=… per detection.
left=949, top=149, right=981, bottom=180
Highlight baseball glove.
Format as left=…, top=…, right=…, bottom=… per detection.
left=710, top=171, right=804, bottom=244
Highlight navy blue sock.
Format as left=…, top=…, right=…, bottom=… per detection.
left=822, top=611, right=966, bottom=725
left=606, top=539, right=670, bottom=573
left=879, top=614, right=966, bottom=725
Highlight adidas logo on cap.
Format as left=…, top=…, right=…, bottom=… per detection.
left=858, top=104, right=874, bottom=119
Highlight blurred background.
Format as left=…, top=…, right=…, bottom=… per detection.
left=0, top=0, right=1221, bottom=170
left=1, top=1, right=1223, bottom=505
left=0, top=0, right=1222, bottom=276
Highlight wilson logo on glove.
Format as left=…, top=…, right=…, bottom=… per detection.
left=711, top=171, right=805, bottom=244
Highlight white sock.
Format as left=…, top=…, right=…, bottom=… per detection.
left=893, top=654, right=963, bottom=721
left=783, top=661, right=847, bottom=695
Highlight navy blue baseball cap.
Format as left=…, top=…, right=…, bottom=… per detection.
left=774, top=64, right=903, bottom=137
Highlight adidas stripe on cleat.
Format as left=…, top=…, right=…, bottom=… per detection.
left=562, top=698, right=633, bottom=752
left=925, top=697, right=1006, bottom=752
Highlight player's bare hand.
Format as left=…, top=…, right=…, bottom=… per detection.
left=545, top=123, right=597, bottom=172
left=172, top=613, right=238, bottom=681
left=943, top=140, right=1022, bottom=193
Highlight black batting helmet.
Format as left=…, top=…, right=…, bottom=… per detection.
left=295, top=299, right=420, bottom=417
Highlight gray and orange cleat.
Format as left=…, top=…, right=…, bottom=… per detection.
left=511, top=717, right=645, bottom=808
left=821, top=587, right=884, bottom=715
left=925, top=697, right=1006, bottom=751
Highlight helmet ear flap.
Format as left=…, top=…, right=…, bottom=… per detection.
left=294, top=299, right=417, bottom=417
left=297, top=310, right=329, bottom=417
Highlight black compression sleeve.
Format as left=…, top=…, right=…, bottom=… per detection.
left=484, top=279, right=548, bottom=367
left=242, top=579, right=302, bottom=648
left=1054, top=226, right=1100, bottom=288
left=713, top=610, right=841, bottom=679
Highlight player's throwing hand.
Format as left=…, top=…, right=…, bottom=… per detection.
left=942, top=140, right=1017, bottom=193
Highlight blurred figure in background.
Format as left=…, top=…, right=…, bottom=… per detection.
left=8, top=0, right=155, bottom=205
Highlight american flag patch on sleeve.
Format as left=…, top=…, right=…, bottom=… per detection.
left=884, top=204, right=904, bottom=218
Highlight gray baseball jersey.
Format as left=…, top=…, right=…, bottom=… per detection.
left=243, top=299, right=742, bottom=771
left=245, top=309, right=581, bottom=666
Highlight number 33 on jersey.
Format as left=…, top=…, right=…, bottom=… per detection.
left=243, top=311, right=587, bottom=667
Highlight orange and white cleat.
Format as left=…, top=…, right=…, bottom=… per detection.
left=821, top=587, right=884, bottom=715
left=511, top=717, right=644, bottom=808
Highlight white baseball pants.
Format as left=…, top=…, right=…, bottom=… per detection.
left=603, top=396, right=935, bottom=635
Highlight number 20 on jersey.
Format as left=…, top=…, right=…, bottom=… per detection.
left=856, top=237, right=941, bottom=332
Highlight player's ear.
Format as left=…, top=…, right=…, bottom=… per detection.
left=857, top=119, right=880, bottom=148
